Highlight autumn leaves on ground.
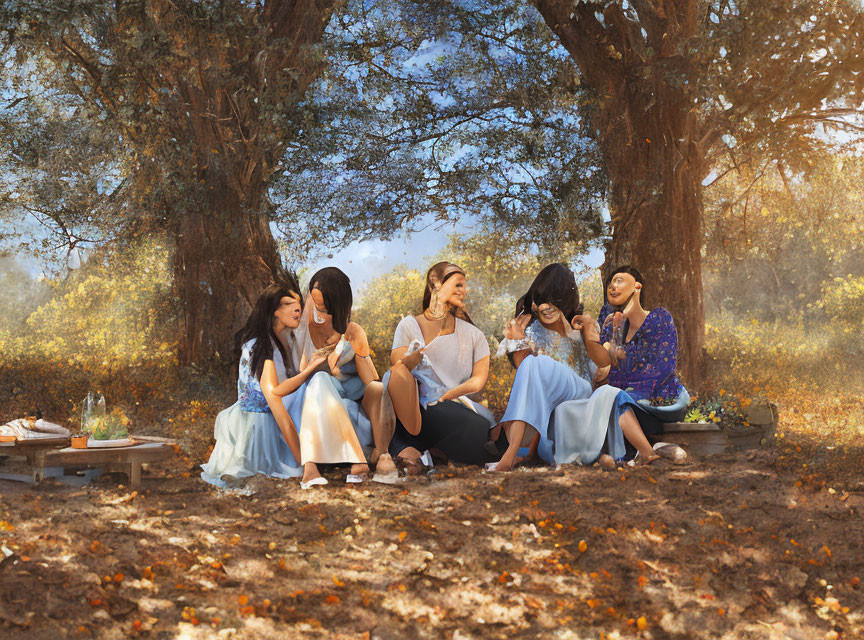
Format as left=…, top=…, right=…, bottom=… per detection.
left=1, top=435, right=863, bottom=639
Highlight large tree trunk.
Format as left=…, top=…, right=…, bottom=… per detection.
left=154, top=0, right=335, bottom=371
left=174, top=183, right=282, bottom=370
left=602, top=138, right=706, bottom=386
left=533, top=0, right=706, bottom=385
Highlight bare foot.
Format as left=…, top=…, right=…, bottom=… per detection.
left=629, top=452, right=661, bottom=467
left=597, top=454, right=617, bottom=470
left=375, top=453, right=397, bottom=475
left=350, top=463, right=370, bottom=477
left=302, top=462, right=322, bottom=484
left=398, top=455, right=424, bottom=476
left=491, top=450, right=517, bottom=472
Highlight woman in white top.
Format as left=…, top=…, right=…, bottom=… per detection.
left=382, top=261, right=502, bottom=471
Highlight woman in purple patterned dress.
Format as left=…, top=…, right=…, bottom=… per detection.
left=597, top=266, right=690, bottom=453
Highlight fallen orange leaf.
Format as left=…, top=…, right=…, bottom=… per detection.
left=238, top=595, right=248, bottom=606
left=578, top=540, right=588, bottom=552
left=398, top=531, right=407, bottom=542
left=325, top=595, right=340, bottom=605
left=636, top=616, right=648, bottom=630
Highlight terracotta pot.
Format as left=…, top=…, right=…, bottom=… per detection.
left=71, top=435, right=88, bottom=449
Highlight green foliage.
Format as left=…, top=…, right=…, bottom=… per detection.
left=704, top=154, right=864, bottom=324
left=683, top=395, right=748, bottom=429
left=83, top=409, right=130, bottom=440
left=6, top=239, right=178, bottom=372
left=817, top=275, right=864, bottom=343
left=276, top=0, right=607, bottom=257
left=0, top=256, right=50, bottom=326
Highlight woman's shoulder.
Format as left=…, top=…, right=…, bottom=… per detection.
left=648, top=307, right=675, bottom=324
left=395, top=314, right=422, bottom=335
left=455, top=317, right=485, bottom=336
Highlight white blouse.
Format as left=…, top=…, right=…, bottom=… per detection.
left=392, top=315, right=490, bottom=390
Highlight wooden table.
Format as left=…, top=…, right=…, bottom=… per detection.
left=0, top=437, right=70, bottom=483
left=0, top=437, right=175, bottom=489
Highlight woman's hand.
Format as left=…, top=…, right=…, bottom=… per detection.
left=304, top=353, right=328, bottom=375
left=400, top=348, right=425, bottom=371
left=571, top=313, right=600, bottom=343
left=504, top=314, right=531, bottom=340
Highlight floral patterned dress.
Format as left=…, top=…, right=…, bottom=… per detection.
left=599, top=307, right=685, bottom=404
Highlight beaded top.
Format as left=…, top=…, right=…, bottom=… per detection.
left=525, top=320, right=595, bottom=383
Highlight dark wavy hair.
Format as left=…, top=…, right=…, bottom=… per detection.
left=309, top=267, right=353, bottom=334
left=235, top=272, right=302, bottom=380
left=604, top=265, right=646, bottom=307
left=422, top=261, right=474, bottom=325
left=516, top=263, right=583, bottom=324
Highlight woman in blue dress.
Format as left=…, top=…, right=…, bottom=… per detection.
left=201, top=278, right=327, bottom=492
left=596, top=266, right=690, bottom=455
left=491, top=264, right=659, bottom=471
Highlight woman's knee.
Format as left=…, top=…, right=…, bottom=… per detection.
left=365, top=380, right=384, bottom=400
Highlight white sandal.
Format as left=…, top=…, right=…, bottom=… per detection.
left=300, top=477, right=328, bottom=490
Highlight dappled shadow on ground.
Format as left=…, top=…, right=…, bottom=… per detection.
left=0, top=449, right=862, bottom=640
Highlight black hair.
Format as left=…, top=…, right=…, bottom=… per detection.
left=235, top=272, right=302, bottom=381
left=517, top=263, right=583, bottom=325
left=309, top=267, right=352, bottom=334
left=422, top=261, right=475, bottom=325
left=604, top=265, right=645, bottom=307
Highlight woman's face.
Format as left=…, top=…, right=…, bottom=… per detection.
left=309, top=287, right=332, bottom=326
left=438, top=273, right=467, bottom=308
left=532, top=301, right=562, bottom=326
left=273, top=294, right=302, bottom=330
left=607, top=272, right=640, bottom=307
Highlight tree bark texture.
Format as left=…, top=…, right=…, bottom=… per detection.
left=144, top=0, right=336, bottom=369
left=533, top=0, right=706, bottom=384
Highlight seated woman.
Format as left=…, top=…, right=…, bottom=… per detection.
left=597, top=266, right=690, bottom=453
left=201, top=278, right=325, bottom=492
left=492, top=263, right=659, bottom=472
left=382, top=261, right=500, bottom=472
left=287, top=267, right=392, bottom=488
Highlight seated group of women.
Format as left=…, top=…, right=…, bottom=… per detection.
left=201, top=261, right=689, bottom=491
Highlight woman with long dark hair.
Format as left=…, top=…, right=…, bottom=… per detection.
left=378, top=261, right=500, bottom=473
left=491, top=263, right=659, bottom=471
left=287, top=267, right=391, bottom=487
left=596, top=265, right=690, bottom=452
left=201, top=276, right=326, bottom=492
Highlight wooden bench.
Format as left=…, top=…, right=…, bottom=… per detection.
left=0, top=437, right=175, bottom=489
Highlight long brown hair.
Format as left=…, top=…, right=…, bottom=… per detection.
left=422, top=261, right=474, bottom=324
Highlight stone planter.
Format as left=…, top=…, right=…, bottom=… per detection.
left=649, top=403, right=778, bottom=458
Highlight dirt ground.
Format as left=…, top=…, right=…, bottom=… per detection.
left=0, top=446, right=862, bottom=640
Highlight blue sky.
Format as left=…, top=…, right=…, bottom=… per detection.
left=304, top=218, right=606, bottom=293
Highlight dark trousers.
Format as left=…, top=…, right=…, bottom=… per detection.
left=389, top=400, right=504, bottom=466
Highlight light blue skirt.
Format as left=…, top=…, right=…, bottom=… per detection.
left=201, top=387, right=306, bottom=490
left=499, top=354, right=638, bottom=465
